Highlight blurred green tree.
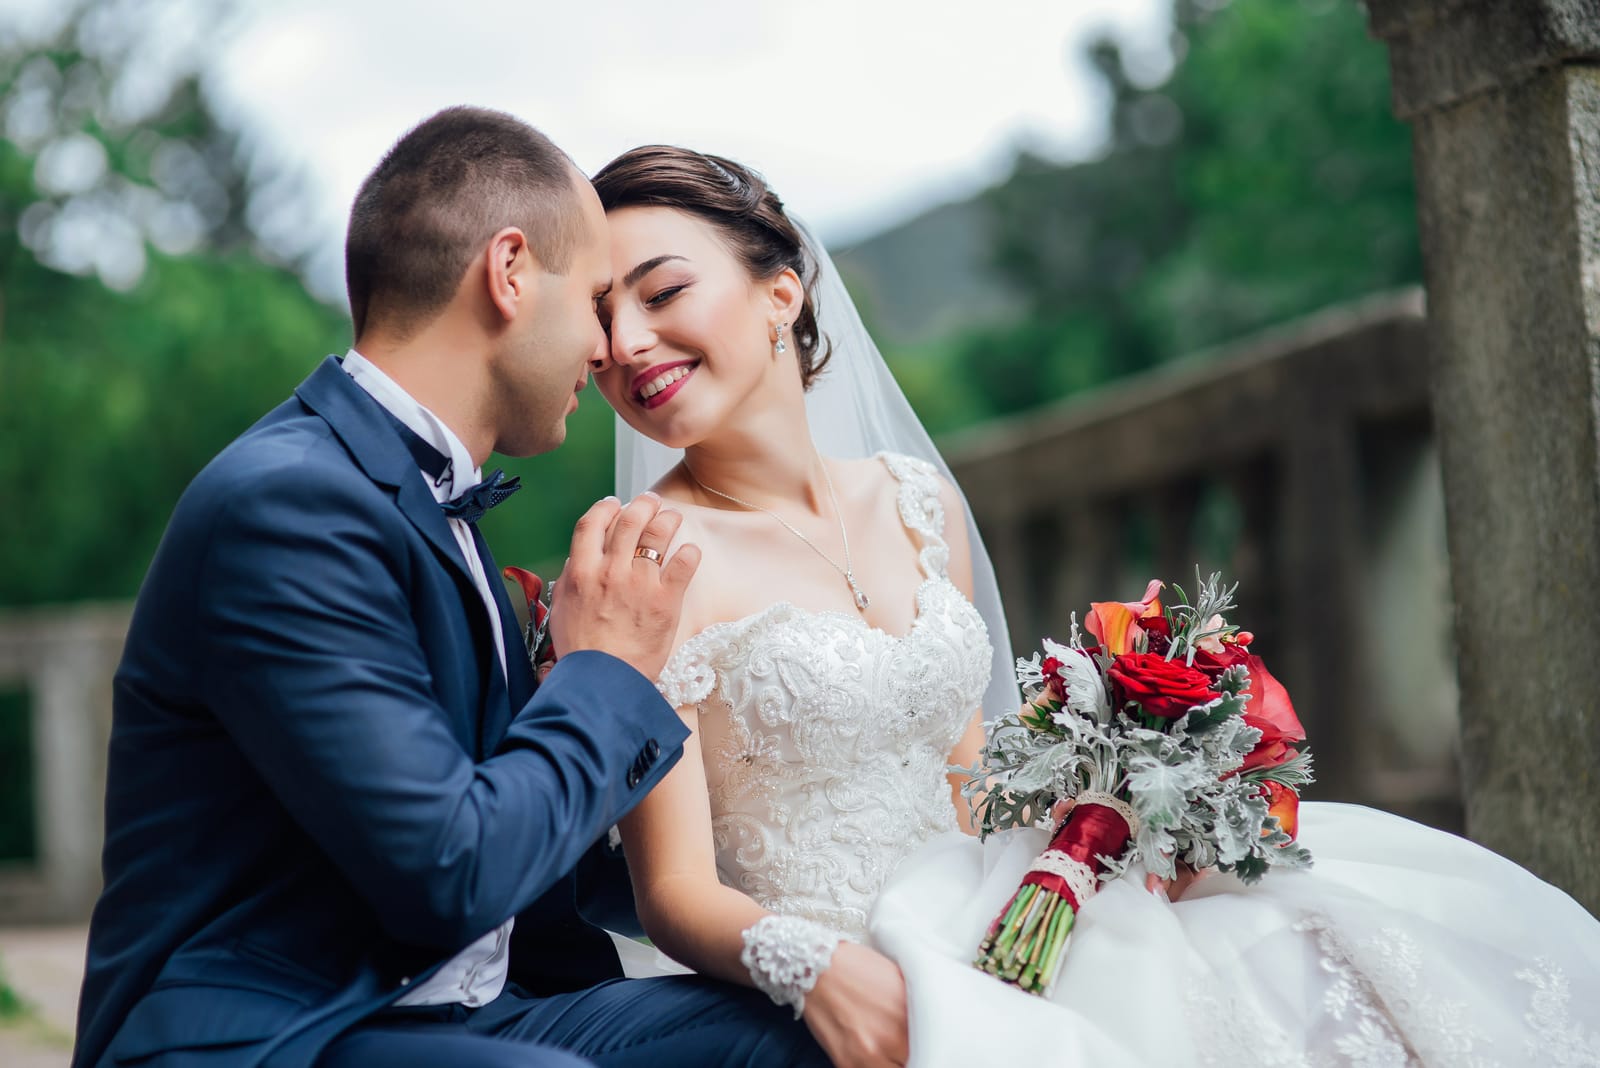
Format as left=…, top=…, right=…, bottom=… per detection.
left=0, top=0, right=350, bottom=605
left=890, top=0, right=1420, bottom=424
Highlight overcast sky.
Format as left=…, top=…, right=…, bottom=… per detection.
left=7, top=0, right=1171, bottom=302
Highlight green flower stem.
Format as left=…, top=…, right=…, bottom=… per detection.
left=1017, top=894, right=1061, bottom=988
left=1038, top=905, right=1077, bottom=992
left=1010, top=889, right=1052, bottom=959
left=990, top=884, right=1037, bottom=961
left=979, top=882, right=1035, bottom=956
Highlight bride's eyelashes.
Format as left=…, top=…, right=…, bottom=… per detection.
left=645, top=284, right=688, bottom=307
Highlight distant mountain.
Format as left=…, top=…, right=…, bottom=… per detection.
left=830, top=193, right=1022, bottom=348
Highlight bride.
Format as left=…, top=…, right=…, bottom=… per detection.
left=582, top=145, right=1600, bottom=1068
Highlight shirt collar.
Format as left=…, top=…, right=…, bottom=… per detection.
left=341, top=349, right=481, bottom=504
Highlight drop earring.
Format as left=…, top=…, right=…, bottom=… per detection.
left=774, top=322, right=788, bottom=355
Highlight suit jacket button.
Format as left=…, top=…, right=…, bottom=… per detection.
left=645, top=739, right=661, bottom=761
left=626, top=767, right=643, bottom=789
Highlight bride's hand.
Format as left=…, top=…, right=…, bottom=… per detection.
left=1146, top=862, right=1212, bottom=902
left=802, top=942, right=910, bottom=1068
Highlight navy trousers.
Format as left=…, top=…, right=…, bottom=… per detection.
left=315, top=976, right=830, bottom=1068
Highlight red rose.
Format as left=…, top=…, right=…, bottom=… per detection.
left=1106, top=652, right=1222, bottom=720
left=1259, top=780, right=1300, bottom=840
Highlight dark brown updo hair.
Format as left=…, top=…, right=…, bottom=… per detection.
left=592, top=146, right=832, bottom=389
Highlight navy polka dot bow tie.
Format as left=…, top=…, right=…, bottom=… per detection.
left=383, top=410, right=522, bottom=524
left=441, top=469, right=522, bottom=524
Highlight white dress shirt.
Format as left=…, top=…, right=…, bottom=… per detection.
left=341, top=349, right=513, bottom=1008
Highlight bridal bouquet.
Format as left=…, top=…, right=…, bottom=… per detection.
left=964, top=573, right=1313, bottom=996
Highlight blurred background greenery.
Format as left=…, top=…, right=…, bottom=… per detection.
left=0, top=0, right=1417, bottom=856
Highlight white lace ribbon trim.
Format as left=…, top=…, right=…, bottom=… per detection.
left=739, top=914, right=842, bottom=1019
left=1027, top=849, right=1101, bottom=906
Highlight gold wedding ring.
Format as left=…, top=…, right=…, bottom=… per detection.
left=633, top=546, right=664, bottom=566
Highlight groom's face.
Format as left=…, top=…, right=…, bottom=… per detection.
left=492, top=177, right=612, bottom=457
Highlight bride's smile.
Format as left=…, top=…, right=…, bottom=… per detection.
left=631, top=359, right=698, bottom=408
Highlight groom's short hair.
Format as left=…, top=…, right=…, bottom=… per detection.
left=346, top=106, right=584, bottom=339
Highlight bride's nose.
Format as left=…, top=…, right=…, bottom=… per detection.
left=606, top=303, right=656, bottom=366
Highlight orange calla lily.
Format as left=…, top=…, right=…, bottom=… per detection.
left=1261, top=780, right=1300, bottom=841
left=1084, top=579, right=1164, bottom=656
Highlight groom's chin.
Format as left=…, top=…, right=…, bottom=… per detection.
left=495, top=421, right=564, bottom=459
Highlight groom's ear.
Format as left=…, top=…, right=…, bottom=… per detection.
left=484, top=226, right=534, bottom=323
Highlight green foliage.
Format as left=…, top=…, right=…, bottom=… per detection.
left=0, top=952, right=29, bottom=1021
left=0, top=247, right=348, bottom=605
left=899, top=0, right=1419, bottom=423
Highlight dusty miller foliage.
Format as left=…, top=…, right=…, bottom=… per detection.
left=958, top=572, right=1314, bottom=885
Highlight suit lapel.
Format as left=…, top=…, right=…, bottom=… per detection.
left=472, top=527, right=535, bottom=746
left=295, top=357, right=476, bottom=590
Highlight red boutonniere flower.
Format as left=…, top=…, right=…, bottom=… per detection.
left=502, top=566, right=555, bottom=677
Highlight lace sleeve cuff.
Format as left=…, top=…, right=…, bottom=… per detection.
left=740, top=914, right=841, bottom=1019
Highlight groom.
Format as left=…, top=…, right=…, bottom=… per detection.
left=71, top=107, right=826, bottom=1068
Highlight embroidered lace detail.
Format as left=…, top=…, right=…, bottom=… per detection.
left=740, top=914, right=842, bottom=1019
left=1186, top=909, right=1522, bottom=1067
left=1517, top=957, right=1600, bottom=1065
left=1027, top=850, right=1100, bottom=906
left=657, top=645, right=718, bottom=708
left=879, top=451, right=949, bottom=578
left=1186, top=982, right=1319, bottom=1068
left=654, top=452, right=991, bottom=940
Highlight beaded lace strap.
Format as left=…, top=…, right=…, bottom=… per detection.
left=655, top=630, right=720, bottom=709
left=740, top=914, right=842, bottom=1019
left=878, top=452, right=950, bottom=579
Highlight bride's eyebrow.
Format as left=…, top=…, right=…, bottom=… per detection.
left=624, top=254, right=688, bottom=288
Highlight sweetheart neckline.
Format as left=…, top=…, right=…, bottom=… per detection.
left=676, top=574, right=961, bottom=658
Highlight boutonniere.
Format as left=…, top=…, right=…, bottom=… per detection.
left=501, top=566, right=556, bottom=680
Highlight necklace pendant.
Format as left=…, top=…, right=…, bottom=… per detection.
left=848, top=575, right=870, bottom=611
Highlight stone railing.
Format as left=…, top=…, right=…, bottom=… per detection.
left=0, top=602, right=127, bottom=923
left=0, top=290, right=1455, bottom=923
left=944, top=288, right=1461, bottom=827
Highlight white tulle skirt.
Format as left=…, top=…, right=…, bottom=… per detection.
left=869, top=802, right=1600, bottom=1067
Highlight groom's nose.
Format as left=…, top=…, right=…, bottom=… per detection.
left=588, top=326, right=613, bottom=372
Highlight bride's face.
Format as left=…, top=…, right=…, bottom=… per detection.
left=595, top=205, right=797, bottom=449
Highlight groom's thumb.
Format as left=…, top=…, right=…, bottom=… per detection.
left=661, top=542, right=701, bottom=595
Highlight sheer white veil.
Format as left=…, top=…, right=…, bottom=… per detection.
left=614, top=221, right=1019, bottom=720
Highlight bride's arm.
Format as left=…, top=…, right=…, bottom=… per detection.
left=618, top=712, right=910, bottom=1068
left=936, top=477, right=990, bottom=836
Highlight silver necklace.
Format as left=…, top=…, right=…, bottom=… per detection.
left=686, top=458, right=870, bottom=611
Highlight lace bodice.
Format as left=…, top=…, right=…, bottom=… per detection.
left=656, top=452, right=993, bottom=940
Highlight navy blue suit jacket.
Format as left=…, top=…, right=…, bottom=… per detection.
left=73, top=357, right=689, bottom=1068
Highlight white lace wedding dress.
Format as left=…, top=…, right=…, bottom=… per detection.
left=641, top=452, right=1600, bottom=1068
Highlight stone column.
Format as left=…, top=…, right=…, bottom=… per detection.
left=1369, top=0, right=1600, bottom=912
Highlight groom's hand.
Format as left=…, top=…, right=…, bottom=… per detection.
left=549, top=492, right=700, bottom=680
